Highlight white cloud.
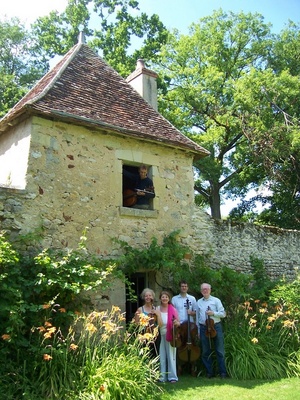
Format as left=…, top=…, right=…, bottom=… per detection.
left=1, top=0, right=68, bottom=24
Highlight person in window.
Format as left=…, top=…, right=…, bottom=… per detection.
left=123, top=164, right=155, bottom=209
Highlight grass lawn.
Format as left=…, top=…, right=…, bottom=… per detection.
left=159, top=375, right=300, bottom=400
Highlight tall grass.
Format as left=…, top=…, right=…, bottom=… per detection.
left=224, top=299, right=300, bottom=379
left=1, top=307, right=161, bottom=399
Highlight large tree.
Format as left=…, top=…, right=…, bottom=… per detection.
left=0, top=18, right=48, bottom=117
left=31, top=0, right=168, bottom=77
left=157, top=10, right=300, bottom=228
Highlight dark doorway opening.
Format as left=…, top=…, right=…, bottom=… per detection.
left=125, top=272, right=147, bottom=323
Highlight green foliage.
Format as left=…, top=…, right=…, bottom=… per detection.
left=0, top=230, right=118, bottom=357
left=157, top=10, right=300, bottom=227
left=31, top=0, right=168, bottom=78
left=31, top=237, right=117, bottom=306
left=115, top=230, right=188, bottom=276
left=114, top=232, right=251, bottom=305
left=0, top=17, right=48, bottom=117
left=224, top=294, right=300, bottom=379
left=249, top=255, right=277, bottom=300
left=0, top=231, right=19, bottom=265
left=0, top=308, right=161, bottom=399
left=269, top=274, right=300, bottom=320
left=183, top=255, right=251, bottom=306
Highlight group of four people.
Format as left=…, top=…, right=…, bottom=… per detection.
left=135, top=281, right=227, bottom=383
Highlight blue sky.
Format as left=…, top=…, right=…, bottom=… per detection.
left=138, top=0, right=299, bottom=34
left=1, top=0, right=299, bottom=34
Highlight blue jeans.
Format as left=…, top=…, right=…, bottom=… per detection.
left=199, top=323, right=226, bottom=376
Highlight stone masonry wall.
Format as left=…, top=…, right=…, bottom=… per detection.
left=182, top=207, right=300, bottom=281
left=0, top=116, right=197, bottom=312
left=1, top=188, right=299, bottom=282
left=1, top=116, right=300, bottom=313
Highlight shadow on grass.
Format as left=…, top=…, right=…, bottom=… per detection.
left=158, top=374, right=289, bottom=393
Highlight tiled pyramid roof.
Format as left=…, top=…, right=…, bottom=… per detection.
left=0, top=43, right=209, bottom=158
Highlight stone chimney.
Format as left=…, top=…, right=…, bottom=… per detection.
left=126, top=59, right=158, bottom=111
left=77, top=31, right=86, bottom=44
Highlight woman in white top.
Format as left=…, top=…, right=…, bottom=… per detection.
left=134, top=288, right=156, bottom=323
left=154, top=290, right=180, bottom=383
left=134, top=288, right=158, bottom=356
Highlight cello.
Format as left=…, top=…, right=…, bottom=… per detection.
left=177, top=298, right=200, bottom=375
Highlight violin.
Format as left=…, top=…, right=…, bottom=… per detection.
left=145, top=305, right=158, bottom=334
left=148, top=309, right=157, bottom=327
left=205, top=306, right=217, bottom=338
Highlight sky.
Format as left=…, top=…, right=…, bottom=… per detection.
left=1, top=0, right=299, bottom=214
left=1, top=0, right=299, bottom=33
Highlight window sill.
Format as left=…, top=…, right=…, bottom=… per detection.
left=119, top=206, right=158, bottom=218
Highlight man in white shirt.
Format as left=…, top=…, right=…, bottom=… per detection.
left=172, top=281, right=197, bottom=323
left=196, top=282, right=227, bottom=378
left=172, top=281, right=198, bottom=375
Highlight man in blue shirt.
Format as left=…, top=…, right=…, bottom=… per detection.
left=123, top=165, right=155, bottom=209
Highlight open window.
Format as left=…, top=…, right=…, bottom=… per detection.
left=122, top=164, right=155, bottom=210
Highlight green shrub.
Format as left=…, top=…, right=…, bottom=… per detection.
left=269, top=274, right=300, bottom=320
left=2, top=228, right=300, bottom=395
left=225, top=292, right=300, bottom=379
left=28, top=308, right=160, bottom=399
left=249, top=255, right=277, bottom=299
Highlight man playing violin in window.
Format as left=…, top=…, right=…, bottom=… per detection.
left=123, top=164, right=155, bottom=209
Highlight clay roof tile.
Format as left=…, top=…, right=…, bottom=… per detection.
left=0, top=43, right=209, bottom=158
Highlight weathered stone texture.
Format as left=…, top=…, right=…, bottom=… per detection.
left=187, top=208, right=299, bottom=280
left=1, top=94, right=299, bottom=310
left=0, top=117, right=196, bottom=254
left=1, top=118, right=299, bottom=284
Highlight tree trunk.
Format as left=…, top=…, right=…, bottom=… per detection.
left=210, top=184, right=222, bottom=219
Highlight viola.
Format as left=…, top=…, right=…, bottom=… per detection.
left=205, top=306, right=217, bottom=338
left=123, top=189, right=137, bottom=207
left=171, top=317, right=182, bottom=348
left=123, top=187, right=154, bottom=207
